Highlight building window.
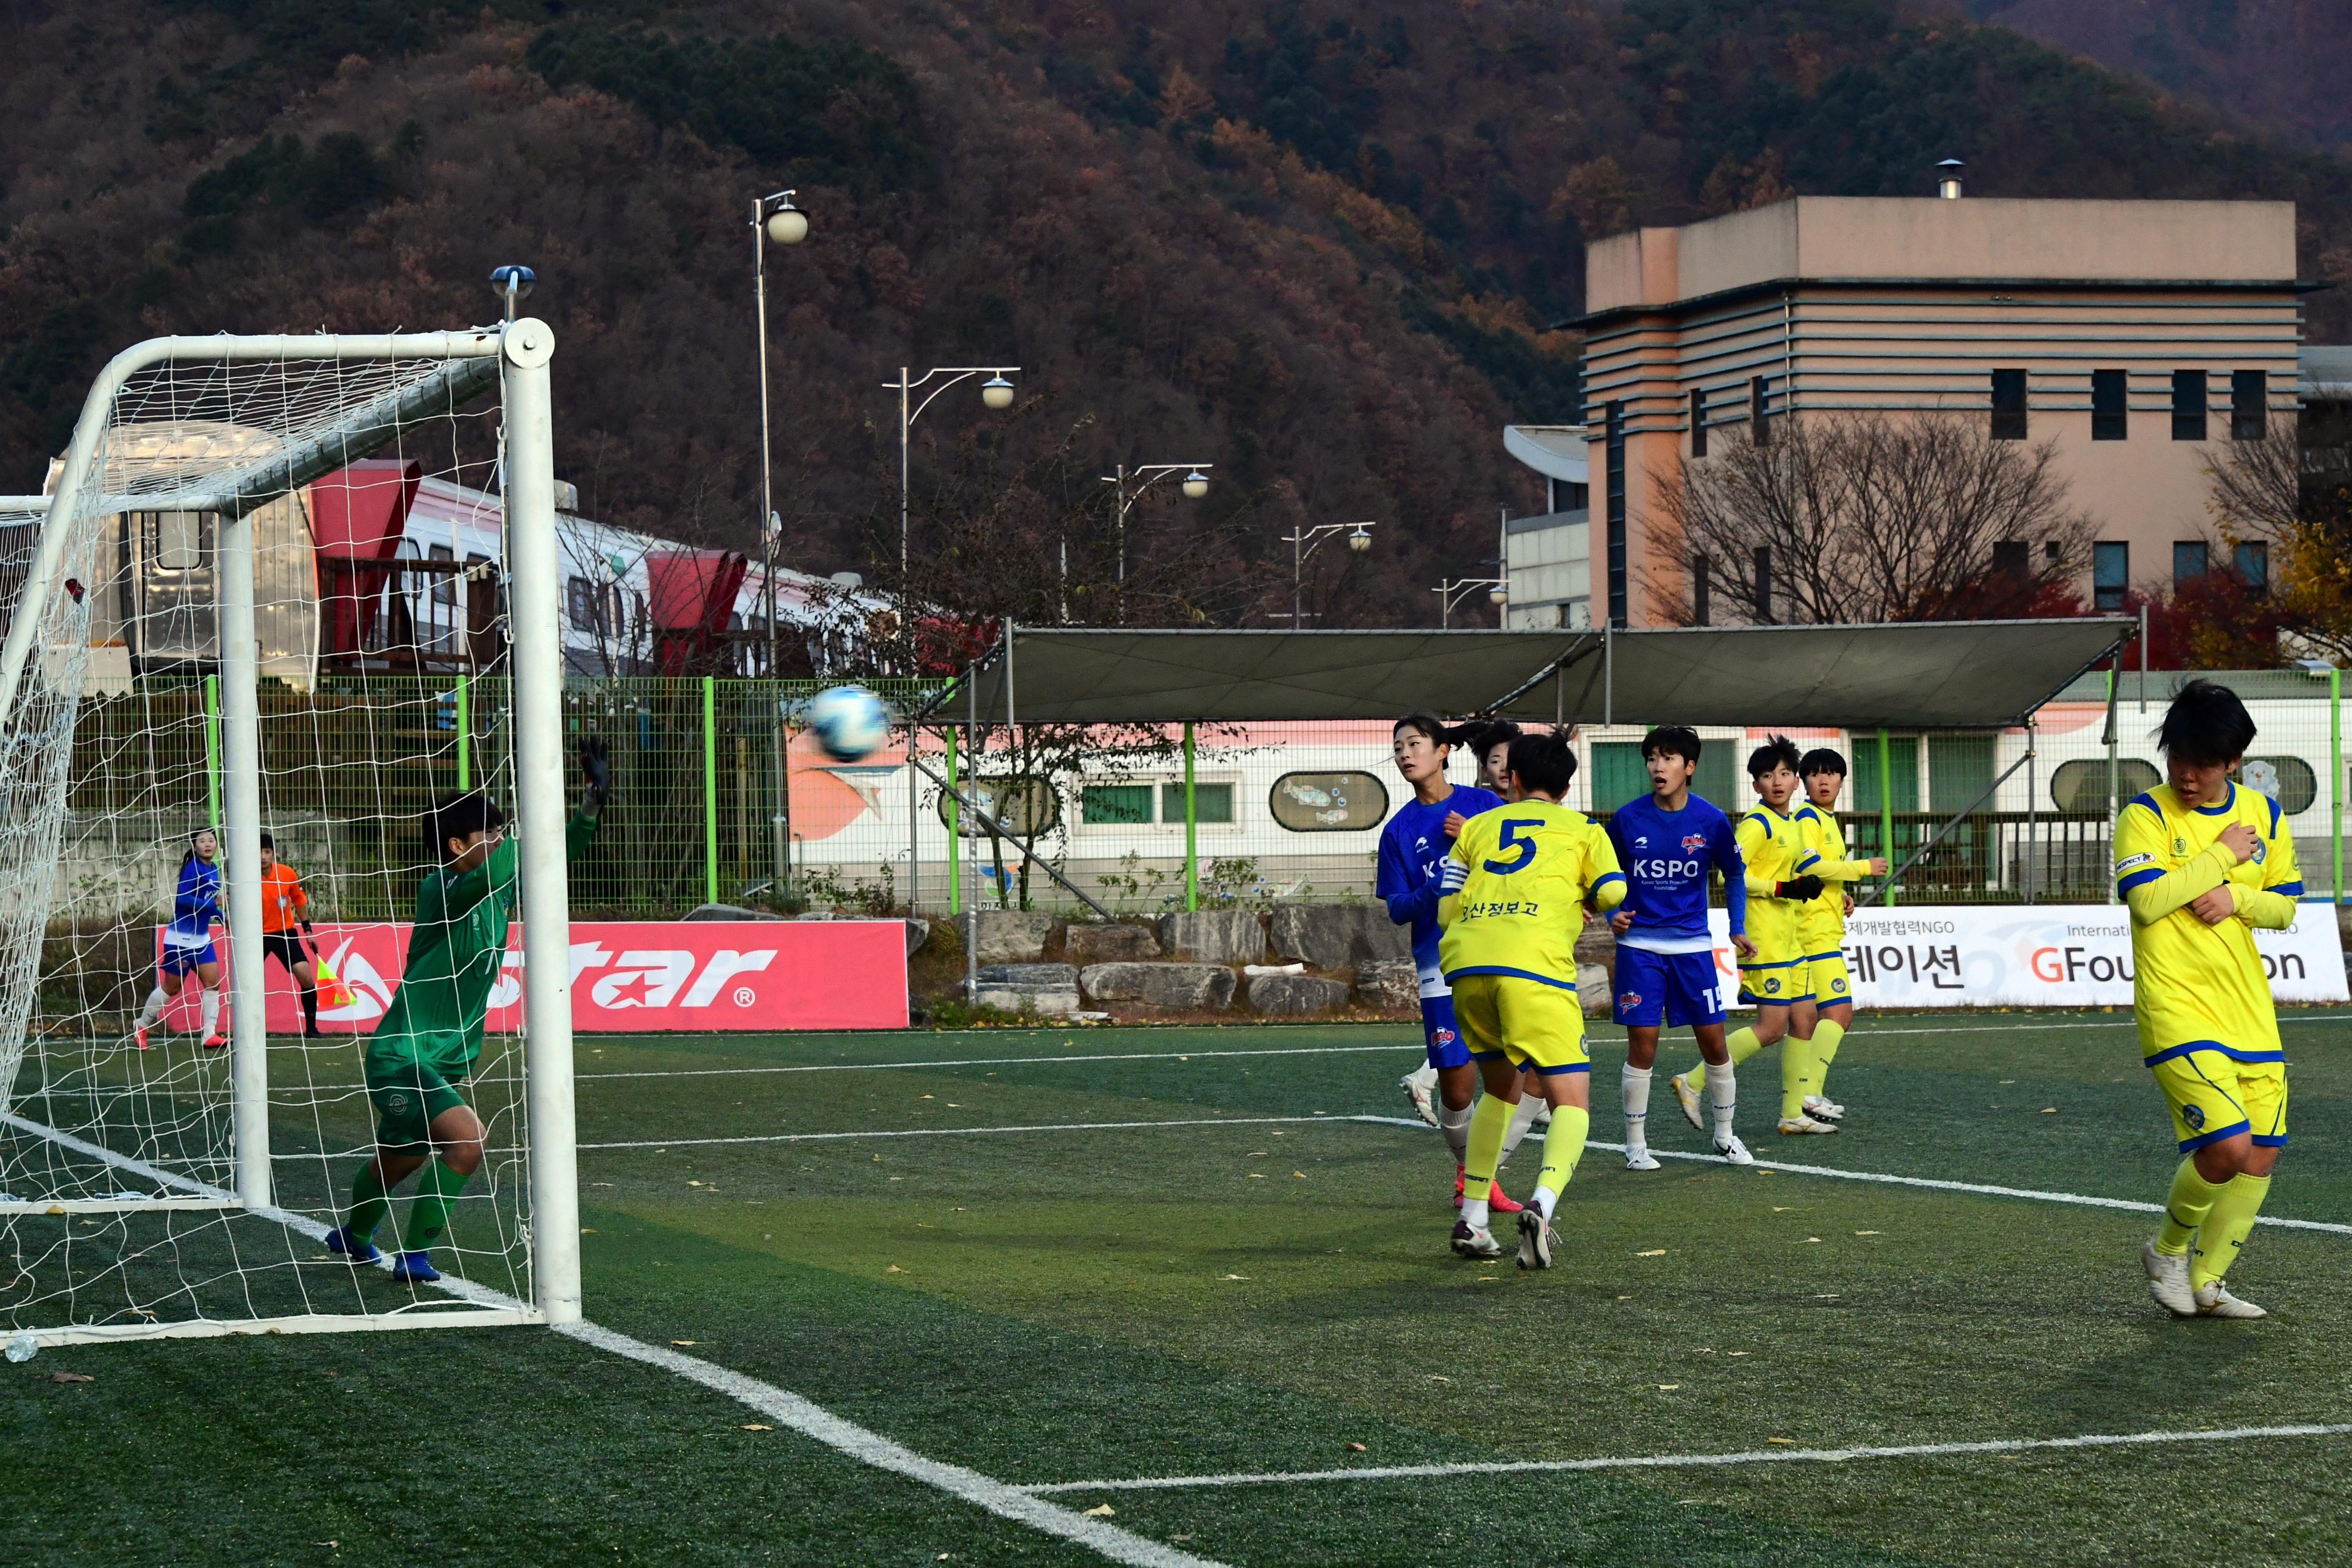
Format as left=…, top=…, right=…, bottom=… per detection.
left=2232, top=370, right=2267, bottom=441
left=2174, top=541, right=2209, bottom=586
left=1160, top=781, right=1236, bottom=825
left=430, top=543, right=456, bottom=605
left=2093, top=542, right=2128, bottom=611
left=1689, top=387, right=1707, bottom=458
left=1750, top=376, right=1771, bottom=446
left=1079, top=784, right=1154, bottom=825
left=2237, top=541, right=2269, bottom=593
left=1269, top=771, right=1388, bottom=832
left=2172, top=370, right=2207, bottom=441
left=139, top=510, right=213, bottom=574
left=1692, top=555, right=1709, bottom=627
left=1991, top=540, right=2027, bottom=579
left=1605, top=401, right=1627, bottom=628
left=566, top=575, right=596, bottom=630
left=1990, top=369, right=2027, bottom=441
left=1753, top=545, right=1772, bottom=624
left=2092, top=369, right=2127, bottom=441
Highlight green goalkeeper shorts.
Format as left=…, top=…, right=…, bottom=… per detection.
left=365, top=1048, right=471, bottom=1153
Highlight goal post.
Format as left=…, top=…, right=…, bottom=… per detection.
left=0, top=320, right=580, bottom=1345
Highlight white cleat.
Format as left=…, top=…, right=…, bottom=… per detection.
left=2194, top=1279, right=2267, bottom=1319
left=1401, top=1066, right=1441, bottom=1129
left=1451, top=1220, right=1505, bottom=1260
left=1777, top=1115, right=1838, bottom=1136
left=1516, top=1208, right=1557, bottom=1271
left=1714, top=1133, right=1755, bottom=1166
left=1624, top=1146, right=1661, bottom=1172
left=2142, top=1240, right=2196, bottom=1318
left=1802, top=1094, right=1845, bottom=1124
left=1672, top=1072, right=1704, bottom=1130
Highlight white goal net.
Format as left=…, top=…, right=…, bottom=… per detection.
left=0, top=324, right=582, bottom=1347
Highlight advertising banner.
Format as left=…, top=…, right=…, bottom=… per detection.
left=1685, top=904, right=2347, bottom=1010
left=155, top=919, right=909, bottom=1035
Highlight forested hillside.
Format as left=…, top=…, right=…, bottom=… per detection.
left=4, top=0, right=2350, bottom=627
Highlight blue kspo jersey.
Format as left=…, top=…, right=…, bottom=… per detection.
left=168, top=856, right=223, bottom=946
left=1604, top=792, right=1746, bottom=953
left=1377, top=783, right=1503, bottom=997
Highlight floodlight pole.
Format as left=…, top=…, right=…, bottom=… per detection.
left=1101, top=462, right=1212, bottom=622
left=1435, top=577, right=1505, bottom=628
left=1282, top=521, right=1377, bottom=625
left=888, top=364, right=1019, bottom=612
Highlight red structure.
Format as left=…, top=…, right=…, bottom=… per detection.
left=309, top=460, right=421, bottom=658
left=645, top=550, right=749, bottom=675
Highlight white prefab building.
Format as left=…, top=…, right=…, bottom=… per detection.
left=1501, top=425, right=1592, bottom=630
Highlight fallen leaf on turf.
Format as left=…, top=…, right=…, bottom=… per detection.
left=1247, top=1173, right=1266, bottom=1179
left=1999, top=1080, right=2016, bottom=1085
left=1429, top=1375, right=1451, bottom=1383
left=1767, top=1437, right=1795, bottom=1445
left=920, top=1094, right=934, bottom=1100
left=1082, top=1504, right=1116, bottom=1517
left=1772, top=1206, right=1793, bottom=1212
left=580, top=1228, right=596, bottom=1234
left=947, top=1103, right=961, bottom=1108
left=1222, top=1274, right=1250, bottom=1280
left=740, top=1424, right=772, bottom=1431
left=1658, top=1384, right=1679, bottom=1391
left=1813, top=1293, right=1840, bottom=1299
left=45, top=1372, right=92, bottom=1383
left=2041, top=1107, right=2059, bottom=1114
left=1293, top=1171, right=1307, bottom=1179
left=1478, top=1276, right=1498, bottom=1281
left=1636, top=1249, right=1667, bottom=1257
left=1757, top=1170, right=1775, bottom=1176
left=1727, top=1351, right=1748, bottom=1357
left=1345, top=1442, right=1367, bottom=1452
left=1617, top=1295, right=1633, bottom=1301
left=688, top=1180, right=703, bottom=1187
left=1802, top=1236, right=1823, bottom=1244
left=887, top=1265, right=908, bottom=1274
left=672, top=1340, right=698, bottom=1346
left=1855, top=1230, right=1881, bottom=1236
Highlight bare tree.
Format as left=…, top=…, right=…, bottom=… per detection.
left=1645, top=412, right=2098, bottom=625
left=2203, top=425, right=2352, bottom=661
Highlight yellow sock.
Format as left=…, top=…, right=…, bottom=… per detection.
left=1533, top=1105, right=1590, bottom=1216
left=1810, top=1017, right=1845, bottom=1094
left=1460, top=1093, right=1511, bottom=1211
left=1781, top=1033, right=1820, bottom=1120
left=2155, top=1157, right=2229, bottom=1255
left=2191, top=1172, right=2271, bottom=1287
left=1687, top=1028, right=1764, bottom=1094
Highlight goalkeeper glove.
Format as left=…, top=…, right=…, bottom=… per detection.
left=580, top=737, right=612, bottom=815
left=1776, top=874, right=1825, bottom=901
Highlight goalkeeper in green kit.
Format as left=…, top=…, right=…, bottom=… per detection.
left=327, top=740, right=610, bottom=1283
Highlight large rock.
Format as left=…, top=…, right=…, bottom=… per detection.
left=1578, top=962, right=1613, bottom=1018
left=1064, top=922, right=1161, bottom=961
left=1354, top=958, right=1418, bottom=1012
left=1248, top=973, right=1352, bottom=1015
left=1079, top=962, right=1237, bottom=1011
left=1270, top=904, right=1410, bottom=968
left=1156, top=909, right=1267, bottom=964
left=964, top=911, right=1062, bottom=964
left=974, top=962, right=1080, bottom=1016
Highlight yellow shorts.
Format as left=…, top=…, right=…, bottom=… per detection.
left=2147, top=1047, right=2287, bottom=1154
left=1449, top=973, right=1589, bottom=1075
left=1736, top=950, right=1808, bottom=1006
left=1804, top=950, right=1852, bottom=1006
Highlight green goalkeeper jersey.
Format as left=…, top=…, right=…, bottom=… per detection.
left=367, top=812, right=599, bottom=1081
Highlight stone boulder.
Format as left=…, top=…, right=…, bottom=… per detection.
left=1270, top=904, right=1410, bottom=968
left=1079, top=962, right=1237, bottom=1011
left=974, top=962, right=1080, bottom=1016
left=1064, top=922, right=1161, bottom=962
left=1156, top=909, right=1267, bottom=965
left=1577, top=962, right=1613, bottom=1018
left=964, top=911, right=1062, bottom=964
left=1248, top=973, right=1352, bottom=1015
left=1353, top=958, right=1418, bottom=1012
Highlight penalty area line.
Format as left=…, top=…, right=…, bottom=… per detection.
left=1019, top=1421, right=2352, bottom=1495
left=579, top=1114, right=1380, bottom=1151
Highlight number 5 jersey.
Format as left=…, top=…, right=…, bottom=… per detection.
left=1439, top=799, right=1626, bottom=988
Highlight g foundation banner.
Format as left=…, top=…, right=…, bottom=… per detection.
left=158, top=919, right=910, bottom=1034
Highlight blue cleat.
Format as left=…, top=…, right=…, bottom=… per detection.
left=325, top=1226, right=381, bottom=1266
left=388, top=1250, right=441, bottom=1284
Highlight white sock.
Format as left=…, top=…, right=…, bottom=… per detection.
left=1499, top=1091, right=1546, bottom=1162
left=1461, top=1195, right=1489, bottom=1229
left=137, top=985, right=169, bottom=1027
left=1533, top=1185, right=1559, bottom=1221
left=1439, top=1101, right=1473, bottom=1163
left=199, top=988, right=220, bottom=1037
left=1622, top=1064, right=1652, bottom=1149
left=1706, top=1061, right=1738, bottom=1141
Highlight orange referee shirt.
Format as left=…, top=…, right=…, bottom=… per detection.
left=261, top=862, right=308, bottom=934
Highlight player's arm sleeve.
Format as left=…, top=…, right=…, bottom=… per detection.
left=1713, top=821, right=1748, bottom=934
left=2236, top=814, right=2302, bottom=928
left=1586, top=831, right=1627, bottom=912
left=566, top=809, right=600, bottom=863
left=2116, top=804, right=2232, bottom=924
left=1376, top=826, right=1438, bottom=927
left=1734, top=816, right=1776, bottom=898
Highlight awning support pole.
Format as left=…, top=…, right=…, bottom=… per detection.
left=909, top=754, right=1113, bottom=921
left=2023, top=719, right=2037, bottom=906
left=1183, top=721, right=1199, bottom=912
left=1603, top=622, right=1614, bottom=728
left=1876, top=727, right=1895, bottom=909
left=2103, top=656, right=2121, bottom=906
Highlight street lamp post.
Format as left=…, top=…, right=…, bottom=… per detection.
left=1434, top=576, right=1508, bottom=628
left=1094, top=462, right=1211, bottom=621
left=885, top=365, right=1019, bottom=601
left=1278, top=521, right=1377, bottom=625
left=751, top=190, right=808, bottom=677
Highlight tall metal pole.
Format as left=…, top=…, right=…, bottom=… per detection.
left=1877, top=727, right=1896, bottom=909
left=755, top=199, right=776, bottom=680
left=1183, top=720, right=1199, bottom=912
left=2333, top=664, right=2343, bottom=906
left=503, top=315, right=583, bottom=1326
left=219, top=507, right=270, bottom=1209
left=1116, top=464, right=1128, bottom=592
left=966, top=668, right=979, bottom=1001
left=899, top=369, right=912, bottom=597
left=2023, top=718, right=2037, bottom=905
left=1292, top=528, right=1302, bottom=626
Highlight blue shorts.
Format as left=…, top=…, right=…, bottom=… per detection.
left=160, top=940, right=218, bottom=977
left=1613, top=946, right=1727, bottom=1029
left=1419, top=994, right=1471, bottom=1070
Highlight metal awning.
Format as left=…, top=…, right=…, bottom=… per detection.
left=941, top=618, right=2138, bottom=730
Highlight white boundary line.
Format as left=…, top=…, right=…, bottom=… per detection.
left=1019, top=1421, right=2352, bottom=1495
left=580, top=1114, right=1355, bottom=1151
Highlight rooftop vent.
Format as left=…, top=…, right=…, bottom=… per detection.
left=1936, top=158, right=1965, bottom=200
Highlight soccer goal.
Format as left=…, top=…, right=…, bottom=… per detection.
left=0, top=321, right=583, bottom=1347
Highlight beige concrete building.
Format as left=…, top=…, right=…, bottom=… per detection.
left=1575, top=192, right=2305, bottom=626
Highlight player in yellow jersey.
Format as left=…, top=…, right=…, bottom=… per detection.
left=1437, top=730, right=1625, bottom=1269
left=2122, top=681, right=2300, bottom=1320
left=1669, top=736, right=1838, bottom=1137
left=1789, top=748, right=1887, bottom=1124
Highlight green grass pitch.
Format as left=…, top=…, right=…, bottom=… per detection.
left=8, top=1009, right=2352, bottom=1566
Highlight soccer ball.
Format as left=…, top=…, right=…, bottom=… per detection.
left=808, top=685, right=890, bottom=762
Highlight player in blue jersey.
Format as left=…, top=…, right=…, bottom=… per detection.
left=1380, top=713, right=1527, bottom=1214
left=1606, top=727, right=1757, bottom=1168
left=133, top=827, right=229, bottom=1050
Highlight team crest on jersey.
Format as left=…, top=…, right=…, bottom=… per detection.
left=1618, top=991, right=1643, bottom=1010
left=2183, top=1102, right=2205, bottom=1130
left=2251, top=839, right=2268, bottom=863
left=1432, top=1027, right=1457, bottom=1047
left=1831, top=976, right=1847, bottom=994
left=1682, top=833, right=1708, bottom=852
left=1633, top=836, right=1649, bottom=849
left=1764, top=977, right=1782, bottom=994
left=387, top=1092, right=408, bottom=1112
left=2174, top=838, right=2188, bottom=855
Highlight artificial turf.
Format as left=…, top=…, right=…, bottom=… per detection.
left=7, top=1010, right=2352, bottom=1566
